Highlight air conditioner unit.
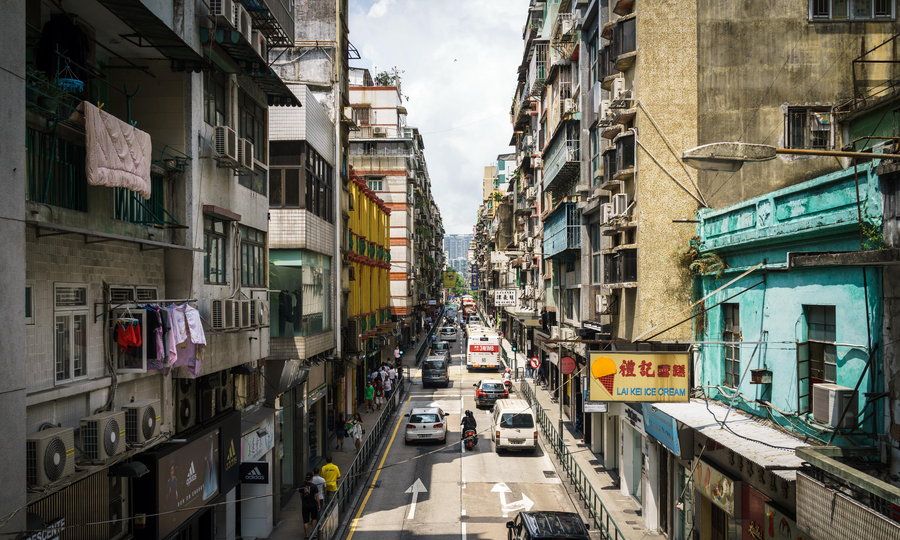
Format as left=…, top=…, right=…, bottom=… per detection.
left=592, top=85, right=602, bottom=114
left=598, top=100, right=612, bottom=126
left=238, top=138, right=255, bottom=173
left=239, top=300, right=252, bottom=329
left=237, top=5, right=252, bottom=38
left=373, top=127, right=387, bottom=137
left=26, top=427, right=75, bottom=487
left=207, top=299, right=227, bottom=330
left=122, top=400, right=161, bottom=445
left=612, top=77, right=627, bottom=101
left=562, top=98, right=576, bottom=115
left=601, top=202, right=614, bottom=223
left=251, top=30, right=266, bottom=58
left=217, top=371, right=234, bottom=412
left=248, top=299, right=260, bottom=327
left=198, top=383, right=217, bottom=424
left=80, top=410, right=126, bottom=462
left=175, top=378, right=197, bottom=433
left=812, top=383, right=857, bottom=429
left=225, top=299, right=238, bottom=329
left=550, top=326, right=560, bottom=339
left=533, top=157, right=543, bottom=169
left=613, top=193, right=630, bottom=217
left=210, top=0, right=236, bottom=28
left=214, top=125, right=239, bottom=167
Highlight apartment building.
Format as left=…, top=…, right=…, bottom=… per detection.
left=349, top=68, right=444, bottom=344
left=10, top=1, right=297, bottom=538
left=267, top=0, right=351, bottom=522
left=492, top=1, right=900, bottom=539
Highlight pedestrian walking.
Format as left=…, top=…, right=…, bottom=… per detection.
left=321, top=456, right=341, bottom=502
left=364, top=380, right=375, bottom=412
left=394, top=346, right=401, bottom=362
left=374, top=378, right=384, bottom=409
left=300, top=473, right=320, bottom=537
left=350, top=413, right=365, bottom=451
left=311, top=468, right=326, bottom=509
left=334, top=414, right=346, bottom=450
left=383, top=375, right=393, bottom=397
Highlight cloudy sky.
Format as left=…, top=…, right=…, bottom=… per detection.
left=348, top=0, right=529, bottom=234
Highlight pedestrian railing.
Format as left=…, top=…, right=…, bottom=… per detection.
left=312, top=309, right=444, bottom=539
left=520, top=381, right=627, bottom=540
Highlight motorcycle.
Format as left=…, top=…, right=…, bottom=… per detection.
left=503, top=378, right=513, bottom=393
left=463, top=429, right=478, bottom=450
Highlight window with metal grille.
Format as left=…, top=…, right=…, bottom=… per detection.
left=786, top=107, right=832, bottom=150
left=797, top=305, right=837, bottom=413
left=810, top=0, right=895, bottom=19
left=590, top=223, right=603, bottom=284
left=204, top=216, right=228, bottom=285
left=54, top=283, right=87, bottom=383
left=352, top=106, right=371, bottom=126
left=367, top=176, right=384, bottom=191
left=722, top=303, right=741, bottom=388
left=25, top=286, right=34, bottom=325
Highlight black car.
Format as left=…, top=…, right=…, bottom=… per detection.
left=431, top=340, right=452, bottom=359
left=506, top=512, right=590, bottom=540
left=422, top=355, right=450, bottom=388
left=474, top=379, right=507, bottom=408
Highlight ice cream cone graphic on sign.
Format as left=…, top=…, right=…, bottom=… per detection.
left=591, top=356, right=617, bottom=396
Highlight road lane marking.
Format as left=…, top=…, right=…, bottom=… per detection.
left=461, top=522, right=467, bottom=540
left=404, top=478, right=427, bottom=520
left=346, top=394, right=409, bottom=540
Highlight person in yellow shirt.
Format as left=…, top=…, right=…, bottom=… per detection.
left=320, top=456, right=341, bottom=502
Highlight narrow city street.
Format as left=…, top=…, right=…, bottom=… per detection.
left=346, top=335, right=583, bottom=540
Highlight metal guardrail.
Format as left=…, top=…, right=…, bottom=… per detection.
left=520, top=381, right=626, bottom=540
left=313, top=310, right=444, bottom=538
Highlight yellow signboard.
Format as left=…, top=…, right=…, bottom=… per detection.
left=588, top=352, right=690, bottom=402
left=443, top=271, right=458, bottom=288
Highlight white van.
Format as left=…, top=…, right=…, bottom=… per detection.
left=491, top=399, right=537, bottom=453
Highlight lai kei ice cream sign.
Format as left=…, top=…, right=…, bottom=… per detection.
left=589, top=352, right=690, bottom=402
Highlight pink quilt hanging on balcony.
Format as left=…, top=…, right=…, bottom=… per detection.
left=81, top=101, right=152, bottom=199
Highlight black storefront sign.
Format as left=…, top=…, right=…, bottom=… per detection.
left=22, top=516, right=64, bottom=540
left=219, top=410, right=241, bottom=493
left=239, top=462, right=270, bottom=484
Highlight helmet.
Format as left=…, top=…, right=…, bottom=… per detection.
left=505, top=368, right=511, bottom=373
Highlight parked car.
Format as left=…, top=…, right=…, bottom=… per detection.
left=474, top=379, right=508, bottom=408
left=431, top=340, right=451, bottom=359
left=492, top=399, right=537, bottom=453
left=422, top=355, right=450, bottom=388
left=404, top=407, right=448, bottom=444
left=506, top=511, right=590, bottom=540
left=439, top=325, right=458, bottom=341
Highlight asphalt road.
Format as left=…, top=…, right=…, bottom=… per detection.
left=344, top=326, right=582, bottom=540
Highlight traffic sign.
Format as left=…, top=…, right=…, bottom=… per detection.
left=560, top=356, right=577, bottom=375
left=529, top=357, right=540, bottom=369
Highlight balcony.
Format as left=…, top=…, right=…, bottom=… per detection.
left=613, top=17, right=637, bottom=71
left=603, top=248, right=637, bottom=285
left=613, top=0, right=636, bottom=16
left=543, top=202, right=581, bottom=258
left=528, top=42, right=549, bottom=96
left=241, top=0, right=295, bottom=47
left=543, top=124, right=580, bottom=194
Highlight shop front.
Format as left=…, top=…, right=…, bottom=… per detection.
left=239, top=408, right=276, bottom=539
left=132, top=411, right=241, bottom=540
left=263, top=358, right=308, bottom=510
left=642, top=404, right=693, bottom=539
left=619, top=404, right=645, bottom=507
left=307, top=378, right=328, bottom=471
left=694, top=459, right=741, bottom=540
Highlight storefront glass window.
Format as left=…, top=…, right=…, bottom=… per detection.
left=270, top=251, right=333, bottom=337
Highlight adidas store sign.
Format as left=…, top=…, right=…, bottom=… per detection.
left=240, top=461, right=269, bottom=484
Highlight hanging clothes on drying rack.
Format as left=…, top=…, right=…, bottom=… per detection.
left=167, top=303, right=206, bottom=377
left=114, top=314, right=142, bottom=352
left=143, top=304, right=177, bottom=371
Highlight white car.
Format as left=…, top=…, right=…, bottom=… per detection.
left=404, top=407, right=448, bottom=444
left=439, top=326, right=458, bottom=341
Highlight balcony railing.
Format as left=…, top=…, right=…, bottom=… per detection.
left=615, top=133, right=635, bottom=172
left=543, top=202, right=581, bottom=258
left=242, top=0, right=295, bottom=47
left=613, top=18, right=637, bottom=62
left=528, top=42, right=549, bottom=96
left=26, top=127, right=87, bottom=212
left=604, top=249, right=637, bottom=283
left=543, top=124, right=581, bottom=193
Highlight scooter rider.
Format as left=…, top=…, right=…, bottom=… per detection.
left=461, top=410, right=477, bottom=445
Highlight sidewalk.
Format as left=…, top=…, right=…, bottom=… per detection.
left=520, top=377, right=665, bottom=540
left=265, top=329, right=433, bottom=540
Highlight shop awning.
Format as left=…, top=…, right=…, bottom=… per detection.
left=651, top=400, right=809, bottom=481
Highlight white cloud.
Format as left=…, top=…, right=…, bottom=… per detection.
left=367, top=0, right=396, bottom=18
left=349, top=0, right=528, bottom=234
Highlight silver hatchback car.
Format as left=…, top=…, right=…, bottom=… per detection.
left=404, top=407, right=448, bottom=444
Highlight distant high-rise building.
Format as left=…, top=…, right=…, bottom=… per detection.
left=443, top=234, right=472, bottom=262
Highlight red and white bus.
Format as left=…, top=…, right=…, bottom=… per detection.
left=466, top=332, right=501, bottom=371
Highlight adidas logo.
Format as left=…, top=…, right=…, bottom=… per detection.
left=185, top=462, right=197, bottom=485
left=245, top=467, right=264, bottom=481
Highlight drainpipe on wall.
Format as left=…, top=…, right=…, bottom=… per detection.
left=333, top=0, right=342, bottom=363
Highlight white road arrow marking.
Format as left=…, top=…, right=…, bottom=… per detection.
left=491, top=482, right=535, bottom=517
left=405, top=478, right=428, bottom=520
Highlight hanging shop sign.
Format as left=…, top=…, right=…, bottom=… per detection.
left=584, top=402, right=608, bottom=413
left=242, top=416, right=275, bottom=462
left=219, top=411, right=242, bottom=493
left=560, top=356, right=577, bottom=375
left=240, top=462, right=270, bottom=484
left=23, top=516, right=64, bottom=540
left=493, top=289, right=519, bottom=307
left=308, top=384, right=327, bottom=405
left=695, top=459, right=737, bottom=515
left=641, top=404, right=681, bottom=456
left=156, top=430, right=220, bottom=538
left=588, top=352, right=690, bottom=402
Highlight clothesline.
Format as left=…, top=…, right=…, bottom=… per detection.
left=95, top=298, right=197, bottom=322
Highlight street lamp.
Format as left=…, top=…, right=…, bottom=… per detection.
left=681, top=142, right=900, bottom=172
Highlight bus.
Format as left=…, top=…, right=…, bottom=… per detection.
left=466, top=332, right=501, bottom=371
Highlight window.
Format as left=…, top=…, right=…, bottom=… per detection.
left=590, top=128, right=601, bottom=184
left=203, top=70, right=228, bottom=126
left=367, top=176, right=384, bottom=191
left=25, top=285, right=34, bottom=325
left=204, top=216, right=228, bottom=284
left=810, top=0, right=895, bottom=19
left=565, top=288, right=580, bottom=322
left=797, top=305, right=837, bottom=413
left=269, top=251, right=333, bottom=337
left=588, top=31, right=600, bottom=83
left=306, top=147, right=334, bottom=223
left=722, top=303, right=741, bottom=388
left=352, top=106, right=371, bottom=126
left=240, top=225, right=266, bottom=288
left=786, top=107, right=832, bottom=150
left=54, top=283, right=87, bottom=383
left=239, top=90, right=267, bottom=162
left=500, top=413, right=535, bottom=429
left=269, top=168, right=302, bottom=208
left=590, top=223, right=603, bottom=284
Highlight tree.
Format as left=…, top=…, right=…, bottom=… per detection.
left=373, top=66, right=404, bottom=89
